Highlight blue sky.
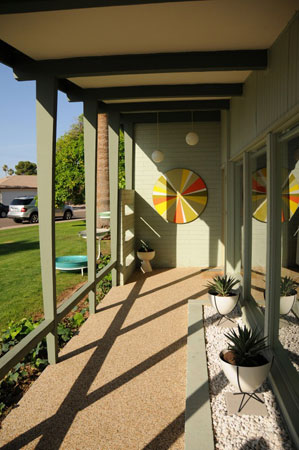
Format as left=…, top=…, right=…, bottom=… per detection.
left=0, top=63, right=83, bottom=176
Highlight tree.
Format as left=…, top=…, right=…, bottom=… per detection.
left=55, top=115, right=85, bottom=206
left=2, top=164, right=8, bottom=176
left=97, top=114, right=110, bottom=228
left=55, top=114, right=125, bottom=208
left=96, top=115, right=125, bottom=228
left=119, top=128, right=125, bottom=189
left=15, top=161, right=37, bottom=175
left=7, top=168, right=14, bottom=176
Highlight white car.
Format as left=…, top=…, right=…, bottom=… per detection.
left=8, top=196, right=73, bottom=223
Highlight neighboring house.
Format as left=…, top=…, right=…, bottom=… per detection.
left=0, top=175, right=37, bottom=205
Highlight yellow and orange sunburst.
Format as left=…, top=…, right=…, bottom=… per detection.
left=152, top=168, right=208, bottom=223
left=252, top=168, right=299, bottom=222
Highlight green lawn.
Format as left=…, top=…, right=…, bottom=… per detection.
left=0, top=220, right=91, bottom=331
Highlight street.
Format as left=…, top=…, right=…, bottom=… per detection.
left=0, top=206, right=86, bottom=229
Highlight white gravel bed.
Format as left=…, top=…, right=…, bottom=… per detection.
left=278, top=313, right=299, bottom=373
left=203, top=305, right=295, bottom=450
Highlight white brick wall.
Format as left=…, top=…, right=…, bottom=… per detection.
left=134, top=122, right=223, bottom=268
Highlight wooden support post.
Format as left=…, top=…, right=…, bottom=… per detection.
left=108, top=112, right=120, bottom=286
left=83, top=99, right=98, bottom=314
left=243, top=152, right=252, bottom=301
left=265, top=133, right=281, bottom=345
left=124, top=121, right=134, bottom=190
left=36, top=76, right=58, bottom=364
left=225, top=161, right=235, bottom=274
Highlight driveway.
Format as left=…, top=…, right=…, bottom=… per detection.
left=0, top=206, right=86, bottom=230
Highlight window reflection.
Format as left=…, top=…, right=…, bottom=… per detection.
left=279, top=135, right=299, bottom=373
left=251, top=150, right=267, bottom=307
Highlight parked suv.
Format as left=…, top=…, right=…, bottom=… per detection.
left=0, top=202, right=9, bottom=218
left=8, top=197, right=73, bottom=223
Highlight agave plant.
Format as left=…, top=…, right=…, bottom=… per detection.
left=224, top=325, right=268, bottom=367
left=280, top=276, right=297, bottom=297
left=138, top=240, right=153, bottom=252
left=206, top=275, right=239, bottom=297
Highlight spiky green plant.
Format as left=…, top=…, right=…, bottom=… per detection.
left=138, top=240, right=153, bottom=252
left=206, top=275, right=239, bottom=297
left=280, top=276, right=297, bottom=297
left=224, top=325, right=268, bottom=367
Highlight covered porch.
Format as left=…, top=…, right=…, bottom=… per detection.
left=0, top=1, right=299, bottom=448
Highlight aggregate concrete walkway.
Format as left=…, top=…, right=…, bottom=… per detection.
left=0, top=268, right=218, bottom=450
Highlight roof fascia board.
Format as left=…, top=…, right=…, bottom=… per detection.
left=100, top=99, right=229, bottom=113
left=0, top=0, right=201, bottom=14
left=68, top=83, right=243, bottom=101
left=0, top=39, right=85, bottom=97
left=0, top=39, right=33, bottom=67
left=14, top=50, right=268, bottom=81
left=120, top=110, right=221, bottom=123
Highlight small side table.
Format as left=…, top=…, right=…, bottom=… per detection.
left=79, top=228, right=110, bottom=259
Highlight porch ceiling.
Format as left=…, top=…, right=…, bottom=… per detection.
left=0, top=0, right=298, bottom=109
left=0, top=1, right=298, bottom=60
left=68, top=71, right=251, bottom=89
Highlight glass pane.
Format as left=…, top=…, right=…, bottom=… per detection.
left=279, top=135, right=299, bottom=373
left=235, top=163, right=243, bottom=276
left=10, top=197, right=35, bottom=205
left=251, top=149, right=267, bottom=307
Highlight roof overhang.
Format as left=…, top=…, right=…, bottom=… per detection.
left=0, top=1, right=298, bottom=116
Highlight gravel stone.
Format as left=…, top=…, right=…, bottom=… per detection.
left=203, top=305, right=296, bottom=450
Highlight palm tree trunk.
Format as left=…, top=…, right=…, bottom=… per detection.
left=97, top=113, right=110, bottom=229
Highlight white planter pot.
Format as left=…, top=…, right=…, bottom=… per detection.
left=220, top=349, right=271, bottom=392
left=208, top=292, right=239, bottom=315
left=280, top=293, right=296, bottom=315
left=137, top=250, right=155, bottom=273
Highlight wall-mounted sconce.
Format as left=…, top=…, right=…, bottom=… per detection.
left=185, top=111, right=199, bottom=146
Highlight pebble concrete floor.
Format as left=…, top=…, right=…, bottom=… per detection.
left=0, top=268, right=216, bottom=450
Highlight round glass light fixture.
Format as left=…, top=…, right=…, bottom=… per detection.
left=186, top=111, right=199, bottom=146
left=185, top=131, right=199, bottom=146
left=152, top=150, right=164, bottom=163
left=152, top=112, right=164, bottom=163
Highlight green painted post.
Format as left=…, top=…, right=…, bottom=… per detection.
left=265, top=133, right=281, bottom=345
left=36, top=76, right=58, bottom=364
left=234, top=163, right=243, bottom=274
left=124, top=121, right=134, bottom=190
left=243, top=152, right=252, bottom=300
left=108, top=111, right=120, bottom=286
left=83, top=99, right=98, bottom=314
left=225, top=161, right=235, bottom=274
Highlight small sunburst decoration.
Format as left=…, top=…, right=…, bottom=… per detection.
left=252, top=167, right=299, bottom=222
left=152, top=168, right=208, bottom=223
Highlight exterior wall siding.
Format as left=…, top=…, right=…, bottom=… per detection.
left=134, top=122, right=223, bottom=268
left=230, top=13, right=299, bottom=158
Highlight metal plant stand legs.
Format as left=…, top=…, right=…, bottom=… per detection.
left=213, top=294, right=240, bottom=326
left=234, top=359, right=274, bottom=413
left=233, top=391, right=265, bottom=413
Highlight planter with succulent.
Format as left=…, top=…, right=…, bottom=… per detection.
left=206, top=275, right=239, bottom=323
left=137, top=240, right=155, bottom=273
left=279, top=276, right=297, bottom=316
left=220, top=325, right=271, bottom=412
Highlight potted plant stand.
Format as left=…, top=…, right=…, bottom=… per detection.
left=137, top=240, right=155, bottom=273
left=206, top=275, right=240, bottom=325
left=279, top=276, right=297, bottom=316
left=220, top=325, right=272, bottom=413
left=264, top=276, right=297, bottom=317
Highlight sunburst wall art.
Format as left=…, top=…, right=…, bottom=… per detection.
left=252, top=167, right=299, bottom=222
left=152, top=168, right=208, bottom=224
